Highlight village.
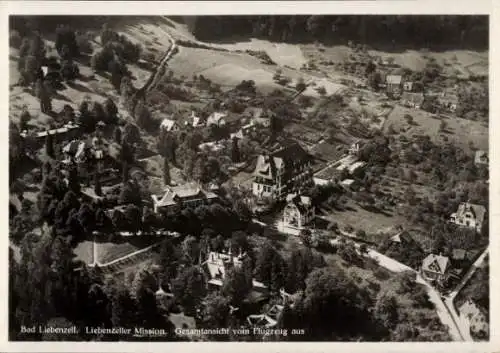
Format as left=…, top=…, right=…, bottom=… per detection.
left=8, top=15, right=489, bottom=342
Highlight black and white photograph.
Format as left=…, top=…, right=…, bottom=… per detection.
left=4, top=1, right=494, bottom=348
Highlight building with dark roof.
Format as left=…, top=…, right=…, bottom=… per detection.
left=252, top=142, right=313, bottom=201
left=151, top=182, right=218, bottom=214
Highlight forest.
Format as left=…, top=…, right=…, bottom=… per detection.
left=183, top=15, right=488, bottom=49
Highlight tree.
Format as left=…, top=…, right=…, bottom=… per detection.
left=45, top=133, right=54, bottom=158
left=134, top=100, right=153, bottom=131
left=395, top=271, right=417, bottom=294
left=316, top=86, right=327, bottom=96
left=35, top=79, right=52, bottom=113
left=296, top=77, right=307, bottom=92
left=121, top=161, right=129, bottom=184
left=439, top=120, right=448, bottom=132
left=55, top=25, right=79, bottom=59
left=338, top=241, right=360, bottom=265
left=122, top=123, right=141, bottom=146
left=182, top=235, right=200, bottom=265
left=299, top=229, right=312, bottom=247
left=114, top=126, right=122, bottom=144
left=159, top=239, right=179, bottom=287
left=374, top=293, right=399, bottom=330
left=123, top=204, right=142, bottom=232
left=286, top=247, right=325, bottom=293
left=10, top=30, right=22, bottom=49
left=67, top=164, right=81, bottom=194
left=105, top=97, right=119, bottom=124
left=109, top=59, right=128, bottom=90
left=222, top=267, right=252, bottom=306
left=61, top=60, right=80, bottom=81
left=171, top=266, right=206, bottom=316
left=131, top=268, right=157, bottom=300
left=404, top=114, right=414, bottom=125
left=303, top=266, right=373, bottom=339
left=110, top=284, right=139, bottom=328
left=365, top=61, right=376, bottom=76
left=163, top=157, right=171, bottom=185
left=254, top=241, right=286, bottom=292
left=202, top=292, right=231, bottom=329
left=94, top=172, right=102, bottom=196
left=368, top=71, right=382, bottom=91
left=391, top=322, right=419, bottom=341
left=231, top=137, right=240, bottom=163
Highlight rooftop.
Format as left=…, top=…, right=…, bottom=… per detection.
left=386, top=75, right=402, bottom=85
left=422, top=253, right=450, bottom=274
left=452, top=202, right=487, bottom=225
left=152, top=182, right=218, bottom=208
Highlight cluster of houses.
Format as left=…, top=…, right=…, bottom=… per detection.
left=160, top=108, right=271, bottom=136
left=420, top=201, right=486, bottom=283
left=380, top=73, right=459, bottom=113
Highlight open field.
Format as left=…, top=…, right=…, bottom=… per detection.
left=369, top=49, right=488, bottom=78
left=301, top=41, right=488, bottom=81
left=384, top=105, right=488, bottom=152
left=217, top=39, right=308, bottom=69
left=73, top=237, right=159, bottom=265
left=168, top=46, right=282, bottom=93
left=318, top=199, right=410, bottom=234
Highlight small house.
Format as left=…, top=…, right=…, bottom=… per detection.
left=421, top=253, right=450, bottom=284
left=458, top=299, right=489, bottom=338
left=449, top=202, right=486, bottom=233
left=403, top=81, right=414, bottom=92
left=281, top=193, right=315, bottom=235
left=386, top=75, right=403, bottom=95
left=206, top=112, right=227, bottom=127
left=340, top=178, right=359, bottom=191
left=203, top=250, right=269, bottom=299
left=401, top=92, right=425, bottom=109
left=160, top=118, right=180, bottom=132
left=438, top=93, right=458, bottom=112
left=474, top=150, right=488, bottom=166
left=185, top=111, right=205, bottom=128
left=348, top=140, right=363, bottom=156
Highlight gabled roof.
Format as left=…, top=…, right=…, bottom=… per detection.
left=160, top=118, right=178, bottom=131
left=475, top=150, right=488, bottom=165
left=254, top=142, right=310, bottom=179
left=207, top=112, right=227, bottom=126
left=454, top=202, right=487, bottom=225
left=247, top=314, right=277, bottom=328
left=422, top=254, right=450, bottom=274
left=285, top=193, right=313, bottom=214
left=153, top=182, right=218, bottom=208
left=386, top=75, right=402, bottom=85
left=390, top=230, right=413, bottom=243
